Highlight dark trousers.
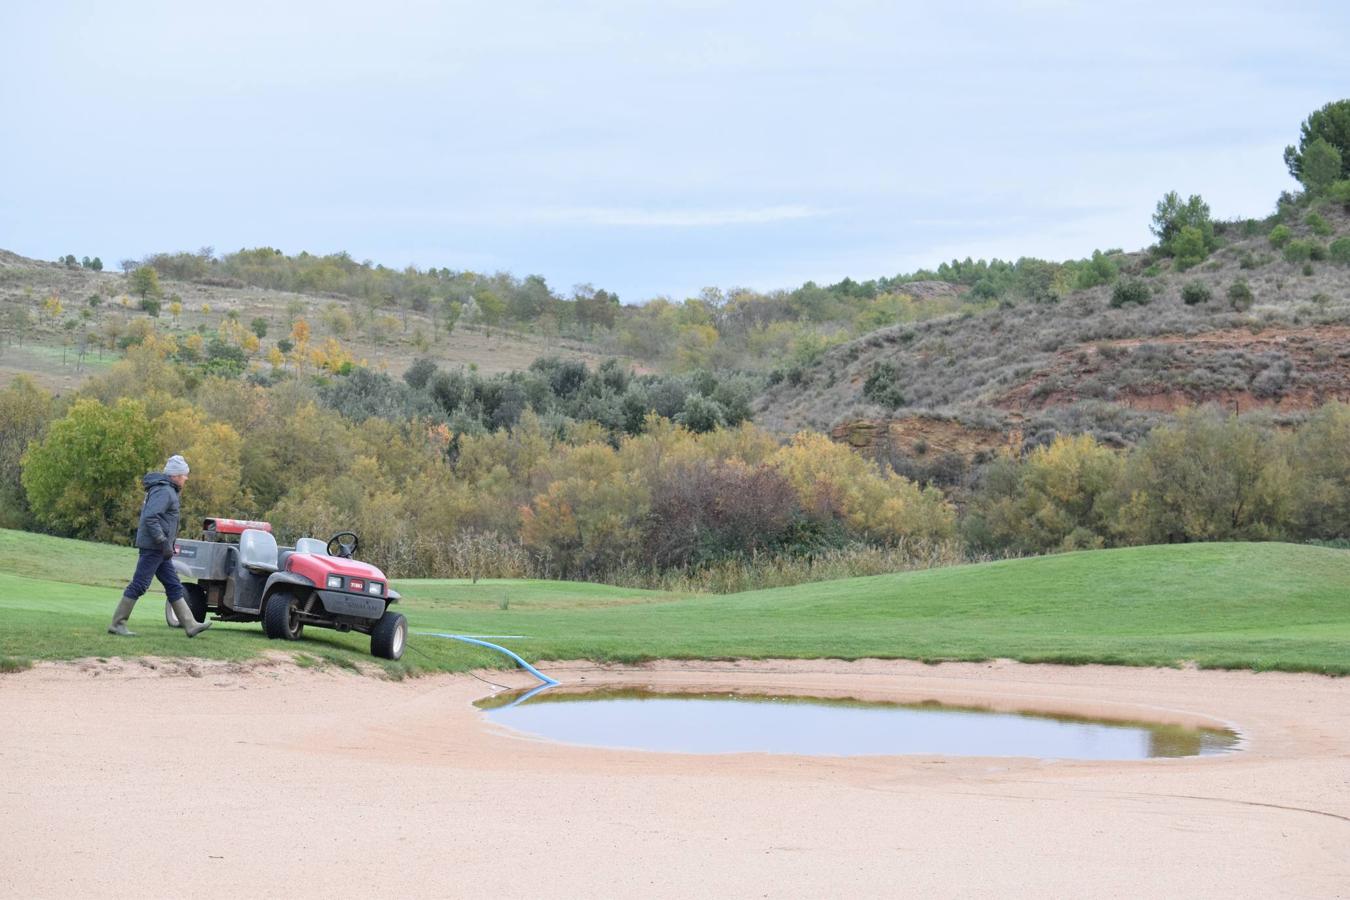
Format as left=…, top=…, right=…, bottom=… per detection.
left=125, top=548, right=185, bottom=602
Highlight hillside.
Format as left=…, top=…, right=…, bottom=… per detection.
left=0, top=250, right=608, bottom=392
left=756, top=200, right=1350, bottom=455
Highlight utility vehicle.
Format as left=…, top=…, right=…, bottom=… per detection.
left=165, top=518, right=407, bottom=660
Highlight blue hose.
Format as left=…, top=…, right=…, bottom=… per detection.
left=416, top=632, right=559, bottom=686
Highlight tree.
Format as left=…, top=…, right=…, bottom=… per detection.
left=770, top=432, right=955, bottom=543
left=250, top=317, right=269, bottom=339
left=1150, top=192, right=1215, bottom=258
left=1116, top=410, right=1288, bottom=544
left=153, top=407, right=244, bottom=524
left=509, top=274, right=554, bottom=321
left=475, top=290, right=506, bottom=329
left=574, top=285, right=620, bottom=331
left=41, top=295, right=64, bottom=323
left=4, top=307, right=34, bottom=346
left=519, top=443, right=649, bottom=578
left=1298, top=137, right=1343, bottom=193
left=129, top=265, right=162, bottom=299
left=1284, top=99, right=1350, bottom=183
left=1074, top=250, right=1119, bottom=289
left=0, top=377, right=55, bottom=528
left=21, top=398, right=159, bottom=540
left=967, top=435, right=1122, bottom=554
left=403, top=357, right=438, bottom=390
left=1286, top=402, right=1350, bottom=539
left=440, top=298, right=462, bottom=336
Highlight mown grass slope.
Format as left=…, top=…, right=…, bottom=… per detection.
left=1, top=529, right=1347, bottom=675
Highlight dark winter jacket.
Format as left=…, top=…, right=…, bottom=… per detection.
left=134, top=473, right=182, bottom=554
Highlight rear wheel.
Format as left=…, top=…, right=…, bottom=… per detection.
left=165, top=585, right=208, bottom=628
left=263, top=591, right=304, bottom=640
left=370, top=611, right=406, bottom=660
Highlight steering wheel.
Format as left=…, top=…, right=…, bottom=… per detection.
left=326, top=532, right=360, bottom=559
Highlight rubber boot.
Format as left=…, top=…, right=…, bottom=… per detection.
left=108, top=595, right=138, bottom=636
left=171, top=599, right=212, bottom=638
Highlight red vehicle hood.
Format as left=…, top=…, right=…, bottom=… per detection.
left=288, top=554, right=387, bottom=585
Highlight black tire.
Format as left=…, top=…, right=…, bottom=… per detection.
left=370, top=611, right=406, bottom=661
left=184, top=584, right=208, bottom=622
left=262, top=591, right=304, bottom=641
left=164, top=585, right=208, bottom=629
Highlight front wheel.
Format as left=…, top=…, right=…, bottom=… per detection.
left=370, top=611, right=406, bottom=661
left=262, top=591, right=304, bottom=640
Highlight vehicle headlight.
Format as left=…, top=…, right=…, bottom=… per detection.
left=368, top=581, right=383, bottom=595
left=326, top=575, right=343, bottom=589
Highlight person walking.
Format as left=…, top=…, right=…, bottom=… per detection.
left=108, top=454, right=212, bottom=638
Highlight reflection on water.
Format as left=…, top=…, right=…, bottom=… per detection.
left=476, top=688, right=1240, bottom=760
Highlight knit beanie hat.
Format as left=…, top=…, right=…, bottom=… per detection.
left=164, top=455, right=190, bottom=476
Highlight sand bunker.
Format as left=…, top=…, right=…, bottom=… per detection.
left=2, top=657, right=1348, bottom=897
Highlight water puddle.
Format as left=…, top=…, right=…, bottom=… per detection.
left=476, top=687, right=1240, bottom=760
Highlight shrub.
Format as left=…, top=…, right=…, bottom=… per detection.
left=1283, top=239, right=1322, bottom=263
left=862, top=362, right=906, bottom=409
left=139, top=297, right=161, bottom=317
left=1330, top=236, right=1350, bottom=264
left=1109, top=279, right=1151, bottom=308
left=1180, top=282, right=1212, bottom=305
left=1227, top=280, right=1255, bottom=311
left=1172, top=225, right=1210, bottom=269
left=1306, top=212, right=1333, bottom=236
left=1268, top=224, right=1293, bottom=248
left=1238, top=250, right=1257, bottom=270
left=644, top=461, right=805, bottom=568
left=1330, top=180, right=1350, bottom=210
left=676, top=394, right=726, bottom=433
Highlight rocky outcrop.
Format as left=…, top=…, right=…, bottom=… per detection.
left=831, top=415, right=1019, bottom=461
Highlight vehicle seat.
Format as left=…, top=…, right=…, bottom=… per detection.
left=294, top=537, right=327, bottom=556
left=239, top=528, right=279, bottom=574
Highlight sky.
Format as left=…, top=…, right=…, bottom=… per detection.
left=2, top=1, right=1348, bottom=302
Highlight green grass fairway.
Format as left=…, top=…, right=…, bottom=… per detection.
left=1, top=529, right=1348, bottom=676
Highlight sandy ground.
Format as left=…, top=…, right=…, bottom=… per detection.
left=2, top=657, right=1348, bottom=899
